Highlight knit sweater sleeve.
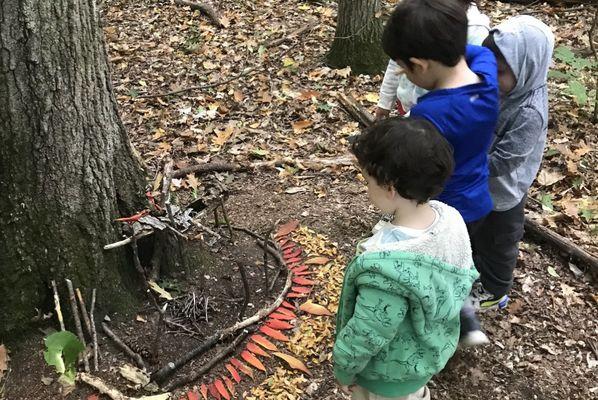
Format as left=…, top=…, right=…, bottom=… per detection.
left=377, top=60, right=401, bottom=110
left=333, top=287, right=408, bottom=385
left=489, top=107, right=544, bottom=177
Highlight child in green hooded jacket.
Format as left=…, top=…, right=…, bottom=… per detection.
left=334, top=118, right=479, bottom=400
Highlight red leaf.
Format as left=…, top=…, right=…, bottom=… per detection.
left=269, top=312, right=295, bottom=321
left=241, top=350, right=267, bottom=372
left=187, top=390, right=200, bottom=400
left=251, top=334, right=279, bottom=351
left=200, top=384, right=208, bottom=400
left=283, top=248, right=302, bottom=259
left=281, top=241, right=296, bottom=251
left=282, top=301, right=296, bottom=309
left=267, top=319, right=294, bottom=330
left=286, top=257, right=302, bottom=264
left=294, top=270, right=315, bottom=276
left=275, top=307, right=297, bottom=318
left=305, top=256, right=329, bottom=265
left=259, top=325, right=290, bottom=341
left=287, top=292, right=307, bottom=298
left=275, top=220, right=299, bottom=238
left=214, top=379, right=230, bottom=400
left=230, top=358, right=254, bottom=379
left=291, top=265, right=309, bottom=273
left=208, top=383, right=221, bottom=400
left=246, top=342, right=271, bottom=357
left=223, top=376, right=236, bottom=396
left=277, top=238, right=290, bottom=247
left=292, top=286, right=311, bottom=294
left=225, top=363, right=241, bottom=383
left=293, top=277, right=315, bottom=286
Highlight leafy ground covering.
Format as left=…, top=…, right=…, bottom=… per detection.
left=1, top=0, right=597, bottom=399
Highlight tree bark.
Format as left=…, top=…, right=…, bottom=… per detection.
left=0, top=0, right=147, bottom=337
left=326, top=0, right=388, bottom=75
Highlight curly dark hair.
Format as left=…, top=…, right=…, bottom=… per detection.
left=351, top=117, right=455, bottom=204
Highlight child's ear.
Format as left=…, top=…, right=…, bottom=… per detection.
left=408, top=57, right=429, bottom=73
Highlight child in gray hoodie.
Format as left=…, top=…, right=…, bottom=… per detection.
left=473, top=16, right=555, bottom=309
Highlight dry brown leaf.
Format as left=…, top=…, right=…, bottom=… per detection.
left=291, top=120, right=313, bottom=133
left=299, top=301, right=333, bottom=316
left=304, top=256, right=329, bottom=265
left=272, top=352, right=310, bottom=374
left=0, top=344, right=8, bottom=380
left=537, top=169, right=565, bottom=186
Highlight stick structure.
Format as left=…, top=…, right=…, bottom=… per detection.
left=51, top=280, right=65, bottom=331
left=101, top=322, right=147, bottom=370
left=65, top=279, right=90, bottom=372
left=90, top=289, right=99, bottom=371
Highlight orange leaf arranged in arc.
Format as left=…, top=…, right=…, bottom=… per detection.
left=281, top=241, right=296, bottom=251
left=294, top=270, right=316, bottom=276
left=300, top=301, right=333, bottom=316
left=275, top=220, right=299, bottom=238
left=283, top=248, right=302, bottom=259
left=225, top=363, right=241, bottom=383
left=293, top=277, right=315, bottom=286
left=273, top=352, right=311, bottom=375
left=251, top=334, right=279, bottom=351
left=259, top=325, right=290, bottom=342
left=305, top=256, right=330, bottom=265
left=230, top=358, right=254, bottom=379
left=208, top=383, right=221, bottom=400
left=275, top=307, right=297, bottom=318
left=241, top=350, right=267, bottom=372
left=269, top=312, right=295, bottom=321
left=246, top=342, right=271, bottom=358
left=291, top=265, right=309, bottom=273
left=200, top=384, right=208, bottom=400
left=267, top=318, right=294, bottom=330
left=292, top=286, right=311, bottom=294
left=223, top=376, right=236, bottom=396
left=286, top=257, right=302, bottom=264
left=277, top=238, right=290, bottom=247
left=187, top=390, right=200, bottom=400
left=281, top=300, right=296, bottom=309
left=287, top=292, right=307, bottom=298
left=214, top=379, right=230, bottom=400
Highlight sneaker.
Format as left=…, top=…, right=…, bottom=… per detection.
left=460, top=329, right=490, bottom=347
left=459, top=301, right=489, bottom=347
left=471, top=285, right=510, bottom=311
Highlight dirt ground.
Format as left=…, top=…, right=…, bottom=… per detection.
left=2, top=0, right=597, bottom=399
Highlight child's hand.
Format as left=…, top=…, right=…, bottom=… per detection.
left=375, top=107, right=390, bottom=121
left=339, top=384, right=355, bottom=395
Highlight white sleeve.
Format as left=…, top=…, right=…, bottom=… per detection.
left=466, top=4, right=490, bottom=45
left=377, top=60, right=400, bottom=110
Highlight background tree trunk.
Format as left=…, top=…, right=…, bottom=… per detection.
left=326, top=0, right=388, bottom=75
left=0, top=0, right=147, bottom=337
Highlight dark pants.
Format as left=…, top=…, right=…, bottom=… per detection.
left=471, top=196, right=526, bottom=298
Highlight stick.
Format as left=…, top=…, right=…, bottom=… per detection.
left=174, top=0, right=224, bottom=28
left=90, top=289, right=99, bottom=371
left=171, top=161, right=242, bottom=179
left=51, top=280, right=65, bottom=331
left=101, top=322, right=147, bottom=370
left=337, top=93, right=375, bottom=127
left=237, top=264, right=250, bottom=320
left=76, top=288, right=94, bottom=372
left=262, top=227, right=275, bottom=296
left=524, top=217, right=598, bottom=271
left=78, top=372, right=129, bottom=400
left=163, top=330, right=250, bottom=391
left=151, top=270, right=292, bottom=384
left=160, top=159, right=174, bottom=217
left=590, top=8, right=597, bottom=123
left=219, top=197, right=234, bottom=240
left=65, top=279, right=90, bottom=372
left=103, top=229, right=154, bottom=250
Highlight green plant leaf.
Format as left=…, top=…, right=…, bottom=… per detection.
left=548, top=70, right=570, bottom=81
left=554, top=46, right=576, bottom=65
left=541, top=193, right=553, bottom=212
left=566, top=80, right=588, bottom=106
left=44, top=331, right=84, bottom=384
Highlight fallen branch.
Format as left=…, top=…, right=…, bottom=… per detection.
left=172, top=161, right=242, bottom=179
left=336, top=93, right=375, bottom=128
left=78, top=372, right=128, bottom=400
left=151, top=268, right=292, bottom=384
left=65, top=279, right=90, bottom=372
left=101, top=322, right=147, bottom=370
left=160, top=159, right=174, bottom=211
left=51, top=280, right=65, bottom=331
left=524, top=217, right=598, bottom=271
left=163, top=330, right=250, bottom=391
left=174, top=0, right=224, bottom=28
left=90, top=289, right=99, bottom=371
left=103, top=229, right=154, bottom=250
left=76, top=288, right=94, bottom=372
left=237, top=263, right=250, bottom=320
left=231, top=225, right=286, bottom=267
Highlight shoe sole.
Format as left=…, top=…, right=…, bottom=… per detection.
left=479, top=295, right=510, bottom=312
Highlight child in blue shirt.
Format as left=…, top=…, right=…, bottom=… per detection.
left=381, top=0, right=499, bottom=345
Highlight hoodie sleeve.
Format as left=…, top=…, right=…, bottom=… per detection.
left=333, top=287, right=408, bottom=385
left=489, top=107, right=544, bottom=177
left=377, top=60, right=401, bottom=110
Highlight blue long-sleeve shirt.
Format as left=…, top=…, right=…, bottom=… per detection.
left=411, top=45, right=499, bottom=223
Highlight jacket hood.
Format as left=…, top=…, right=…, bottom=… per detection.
left=492, top=15, right=554, bottom=99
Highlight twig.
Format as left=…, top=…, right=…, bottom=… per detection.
left=65, top=279, right=90, bottom=372
left=171, top=161, right=243, bottom=179
left=101, top=322, right=147, bottom=370
left=193, top=220, right=223, bottom=240
left=174, top=0, right=224, bottom=28
left=51, top=280, right=65, bottom=331
left=590, top=8, right=598, bottom=123
left=237, top=263, right=250, bottom=320
left=262, top=226, right=275, bottom=296
left=219, top=197, right=234, bottom=240
left=161, top=159, right=175, bottom=224
left=76, top=288, right=94, bottom=372
left=336, top=92, right=375, bottom=127
left=90, top=289, right=99, bottom=371
left=78, top=372, right=129, bottom=400
left=103, top=229, right=154, bottom=250
left=151, top=269, right=293, bottom=384
left=152, top=305, right=166, bottom=361
left=163, top=330, right=250, bottom=391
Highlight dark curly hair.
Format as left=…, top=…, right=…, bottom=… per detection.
left=351, top=117, right=454, bottom=204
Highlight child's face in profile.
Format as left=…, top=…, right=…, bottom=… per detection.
left=362, top=171, right=399, bottom=214
left=497, top=58, right=517, bottom=96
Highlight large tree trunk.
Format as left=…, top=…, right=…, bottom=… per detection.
left=0, top=0, right=147, bottom=337
left=326, top=0, right=388, bottom=75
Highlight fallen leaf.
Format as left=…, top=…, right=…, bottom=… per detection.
left=299, top=301, right=333, bottom=316
left=269, top=312, right=295, bottom=321
left=285, top=186, right=307, bottom=194
left=287, top=292, right=308, bottom=298
left=292, top=277, right=315, bottom=286
left=42, top=376, right=54, bottom=386
left=251, top=334, right=279, bottom=351
left=119, top=364, right=150, bottom=387
left=275, top=307, right=297, bottom=318
left=281, top=301, right=296, bottom=309
left=283, top=248, right=302, bottom=259
left=561, top=283, right=583, bottom=306
left=208, top=383, right=221, bottom=400
left=135, top=315, right=147, bottom=323
left=291, top=286, right=311, bottom=294
left=246, top=342, right=271, bottom=358
left=136, top=395, right=171, bottom=400
left=223, top=376, right=236, bottom=396
left=259, top=326, right=290, bottom=342
left=148, top=281, right=173, bottom=300
left=335, top=66, right=351, bottom=78
left=200, top=383, right=209, bottom=399
left=291, top=120, right=313, bottom=133
left=537, top=169, right=565, bottom=186
left=547, top=266, right=560, bottom=278
left=187, top=390, right=200, bottom=400
left=0, top=344, right=8, bottom=380
left=214, top=379, right=230, bottom=400
left=233, top=90, right=245, bottom=102
left=212, top=125, right=235, bottom=147
left=241, top=350, right=266, bottom=372
left=364, top=92, right=379, bottom=103
left=297, top=90, right=320, bottom=100
left=275, top=220, right=300, bottom=238
left=304, top=256, right=329, bottom=265
left=272, top=352, right=310, bottom=374
left=230, top=358, right=254, bottom=379
left=291, top=265, right=309, bottom=273
left=266, top=319, right=294, bottom=330
left=225, top=364, right=241, bottom=383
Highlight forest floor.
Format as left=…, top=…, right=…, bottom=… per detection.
left=1, top=0, right=597, bottom=399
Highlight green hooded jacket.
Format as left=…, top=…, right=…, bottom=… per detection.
left=333, top=250, right=479, bottom=397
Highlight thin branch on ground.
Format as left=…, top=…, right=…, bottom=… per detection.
left=90, top=289, right=99, bottom=371
left=219, top=197, right=234, bottom=240
left=78, top=373, right=129, bottom=400
left=262, top=226, right=275, bottom=296
left=171, top=161, right=242, bottom=179
left=76, top=288, right=95, bottom=371
left=101, top=322, right=147, bottom=370
left=51, top=280, right=65, bottom=331
left=65, top=279, right=90, bottom=372
left=174, top=0, right=224, bottom=28
left=237, top=263, right=250, bottom=320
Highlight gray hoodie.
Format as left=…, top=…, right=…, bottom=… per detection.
left=488, top=16, right=555, bottom=211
